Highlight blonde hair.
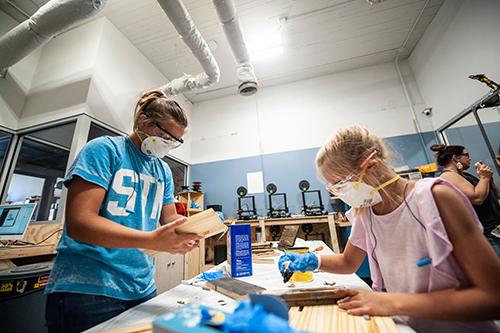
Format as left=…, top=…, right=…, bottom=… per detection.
left=316, top=126, right=396, bottom=215
left=133, top=90, right=188, bottom=130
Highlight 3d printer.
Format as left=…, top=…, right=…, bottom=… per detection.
left=299, top=180, right=328, bottom=216
left=266, top=183, right=291, bottom=218
left=236, top=186, right=258, bottom=220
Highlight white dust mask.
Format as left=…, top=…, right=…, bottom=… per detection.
left=138, top=132, right=174, bottom=158
left=335, top=181, right=383, bottom=208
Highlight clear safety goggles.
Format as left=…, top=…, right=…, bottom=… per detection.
left=151, top=123, right=184, bottom=149
left=325, top=150, right=378, bottom=195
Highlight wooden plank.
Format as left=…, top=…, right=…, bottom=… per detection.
left=139, top=209, right=227, bottom=257
left=0, top=259, right=16, bottom=270
left=97, top=322, right=152, bottom=333
left=277, top=225, right=300, bottom=251
left=288, top=304, right=400, bottom=333
left=328, top=214, right=341, bottom=253
left=206, top=278, right=266, bottom=300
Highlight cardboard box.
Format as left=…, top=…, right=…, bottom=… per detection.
left=227, top=224, right=252, bottom=278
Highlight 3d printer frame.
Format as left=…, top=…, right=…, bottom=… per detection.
left=301, top=190, right=328, bottom=216
left=267, top=193, right=291, bottom=218
left=237, top=196, right=258, bottom=220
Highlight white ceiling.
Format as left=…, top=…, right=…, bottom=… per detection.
left=1, top=0, right=445, bottom=104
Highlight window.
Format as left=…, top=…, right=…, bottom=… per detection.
left=439, top=91, right=500, bottom=184
left=162, top=156, right=187, bottom=197
left=87, top=122, right=120, bottom=142
left=4, top=122, right=76, bottom=221
left=0, top=130, right=13, bottom=175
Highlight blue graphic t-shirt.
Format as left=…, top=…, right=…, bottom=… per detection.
left=45, top=136, right=175, bottom=300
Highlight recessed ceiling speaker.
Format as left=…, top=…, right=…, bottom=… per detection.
left=266, top=183, right=277, bottom=194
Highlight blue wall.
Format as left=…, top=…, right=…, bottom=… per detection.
left=189, top=131, right=439, bottom=220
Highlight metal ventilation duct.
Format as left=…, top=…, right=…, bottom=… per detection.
left=212, top=0, right=259, bottom=96
left=0, top=0, right=107, bottom=78
left=0, top=0, right=258, bottom=98
left=156, top=0, right=220, bottom=96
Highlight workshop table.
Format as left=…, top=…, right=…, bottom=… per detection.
left=85, top=240, right=414, bottom=333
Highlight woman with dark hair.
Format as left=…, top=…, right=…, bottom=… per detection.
left=430, top=144, right=500, bottom=258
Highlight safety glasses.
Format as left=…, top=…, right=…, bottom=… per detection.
left=325, top=150, right=378, bottom=195
left=154, top=123, right=184, bottom=149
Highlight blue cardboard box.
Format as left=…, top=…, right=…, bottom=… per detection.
left=153, top=303, right=225, bottom=333
left=227, top=224, right=252, bottom=278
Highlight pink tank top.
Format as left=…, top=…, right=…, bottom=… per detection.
left=347, top=177, right=499, bottom=332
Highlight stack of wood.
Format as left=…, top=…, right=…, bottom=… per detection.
left=252, top=242, right=279, bottom=264
left=289, top=305, right=399, bottom=333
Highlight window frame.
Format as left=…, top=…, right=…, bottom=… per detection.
left=0, top=114, right=190, bottom=225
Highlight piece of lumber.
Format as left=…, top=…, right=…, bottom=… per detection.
left=207, top=277, right=266, bottom=299
left=252, top=259, right=275, bottom=264
left=262, top=287, right=346, bottom=307
left=139, top=209, right=227, bottom=257
left=97, top=322, right=152, bottom=333
left=277, top=225, right=300, bottom=251
left=288, top=304, right=399, bottom=333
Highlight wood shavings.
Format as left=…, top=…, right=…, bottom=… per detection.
left=323, top=281, right=336, bottom=286
left=177, top=300, right=186, bottom=305
left=287, top=283, right=296, bottom=288
left=218, top=300, right=225, bottom=303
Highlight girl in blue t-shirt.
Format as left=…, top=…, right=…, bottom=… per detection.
left=45, top=90, right=203, bottom=333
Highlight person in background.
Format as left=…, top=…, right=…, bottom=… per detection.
left=45, top=90, right=203, bottom=333
left=278, top=126, right=500, bottom=332
left=430, top=144, right=500, bottom=258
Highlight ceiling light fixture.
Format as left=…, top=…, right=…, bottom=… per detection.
left=247, top=33, right=283, bottom=61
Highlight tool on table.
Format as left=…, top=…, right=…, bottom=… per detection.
left=282, top=260, right=294, bottom=283
left=313, top=246, right=323, bottom=252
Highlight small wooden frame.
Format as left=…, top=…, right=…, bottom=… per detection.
left=262, top=287, right=346, bottom=307
left=139, top=209, right=227, bottom=257
left=207, top=277, right=266, bottom=299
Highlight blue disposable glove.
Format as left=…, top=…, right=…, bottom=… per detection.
left=278, top=252, right=318, bottom=274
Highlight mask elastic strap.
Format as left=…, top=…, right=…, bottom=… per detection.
left=369, top=175, right=400, bottom=195
left=354, top=159, right=372, bottom=189
left=135, top=130, right=157, bottom=150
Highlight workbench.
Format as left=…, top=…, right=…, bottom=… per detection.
left=234, top=214, right=351, bottom=254
left=0, top=223, right=63, bottom=268
left=85, top=240, right=414, bottom=333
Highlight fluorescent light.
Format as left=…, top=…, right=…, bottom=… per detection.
left=250, top=46, right=284, bottom=61
left=247, top=33, right=283, bottom=60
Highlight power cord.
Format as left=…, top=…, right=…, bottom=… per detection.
left=0, top=229, right=63, bottom=248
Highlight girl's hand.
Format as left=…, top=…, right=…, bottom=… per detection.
left=149, top=217, right=204, bottom=255
left=335, top=288, right=396, bottom=316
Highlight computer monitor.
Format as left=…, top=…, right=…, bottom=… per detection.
left=0, top=203, right=37, bottom=241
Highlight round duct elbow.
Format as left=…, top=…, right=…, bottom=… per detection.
left=238, top=81, right=258, bottom=96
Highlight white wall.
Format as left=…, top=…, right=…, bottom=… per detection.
left=191, top=59, right=431, bottom=165
left=0, top=10, right=42, bottom=130
left=1, top=17, right=193, bottom=164
left=409, top=0, right=500, bottom=129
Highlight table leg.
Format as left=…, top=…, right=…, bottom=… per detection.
left=327, top=214, right=341, bottom=253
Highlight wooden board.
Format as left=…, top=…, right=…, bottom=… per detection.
left=139, top=209, right=227, bottom=257
left=262, top=287, right=346, bottom=307
left=97, top=322, right=152, bottom=333
left=289, top=304, right=399, bottom=333
left=207, top=277, right=266, bottom=299
left=277, top=225, right=300, bottom=251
